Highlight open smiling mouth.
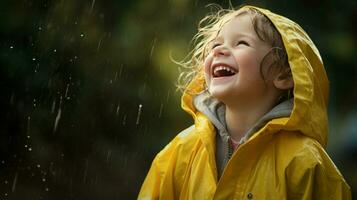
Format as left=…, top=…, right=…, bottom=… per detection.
left=212, top=65, right=238, bottom=78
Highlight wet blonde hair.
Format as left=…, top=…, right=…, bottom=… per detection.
left=176, top=5, right=289, bottom=96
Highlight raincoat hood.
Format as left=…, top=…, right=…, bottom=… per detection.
left=181, top=5, right=329, bottom=147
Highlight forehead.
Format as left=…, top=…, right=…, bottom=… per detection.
left=216, top=12, right=254, bottom=38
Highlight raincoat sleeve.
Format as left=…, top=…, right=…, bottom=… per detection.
left=138, top=126, right=195, bottom=200
left=138, top=143, right=176, bottom=200
left=285, top=146, right=352, bottom=200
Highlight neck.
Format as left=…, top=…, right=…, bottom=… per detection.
left=224, top=97, right=276, bottom=141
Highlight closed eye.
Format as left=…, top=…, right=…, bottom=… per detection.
left=212, top=43, right=221, bottom=49
left=237, top=40, right=249, bottom=46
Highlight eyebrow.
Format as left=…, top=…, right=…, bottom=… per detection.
left=213, top=32, right=255, bottom=42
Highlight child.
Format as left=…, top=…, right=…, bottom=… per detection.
left=138, top=5, right=351, bottom=199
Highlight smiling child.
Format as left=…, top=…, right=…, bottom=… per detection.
left=138, top=5, right=351, bottom=200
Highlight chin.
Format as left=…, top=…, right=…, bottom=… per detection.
left=208, top=87, right=232, bottom=102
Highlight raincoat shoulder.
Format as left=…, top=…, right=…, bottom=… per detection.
left=138, top=125, right=211, bottom=199
left=249, top=130, right=352, bottom=200
left=283, top=136, right=352, bottom=200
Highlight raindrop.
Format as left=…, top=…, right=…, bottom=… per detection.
left=35, top=63, right=39, bottom=73
left=45, top=187, right=49, bottom=192
left=158, top=103, right=164, bottom=118
left=5, top=193, right=8, bottom=196
left=115, top=102, right=120, bottom=116
left=37, top=164, right=41, bottom=168
left=25, top=144, right=28, bottom=148
left=10, top=46, right=13, bottom=49
left=32, top=57, right=36, bottom=61
left=38, top=27, right=42, bottom=31
left=150, top=38, right=157, bottom=60
left=5, top=180, right=8, bottom=184
left=54, top=96, right=63, bottom=134
left=53, top=108, right=62, bottom=134
left=28, top=147, right=32, bottom=151
left=53, top=49, right=57, bottom=52
left=11, top=172, right=18, bottom=192
left=33, top=98, right=37, bottom=107
left=80, top=33, right=84, bottom=37
left=42, top=178, right=46, bottom=182
left=1, top=160, right=4, bottom=164
left=136, top=104, right=143, bottom=125
left=64, top=83, right=70, bottom=98
left=27, top=135, right=30, bottom=139
left=51, top=99, right=56, bottom=113
left=97, top=34, right=105, bottom=52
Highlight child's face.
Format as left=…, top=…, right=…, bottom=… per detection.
left=204, top=13, right=273, bottom=105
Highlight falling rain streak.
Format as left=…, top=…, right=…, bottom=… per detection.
left=136, top=104, right=143, bottom=125
left=150, top=38, right=157, bottom=60
left=53, top=108, right=61, bottom=134
left=116, top=102, right=120, bottom=116
left=97, top=34, right=105, bottom=52
left=158, top=103, right=164, bottom=118
left=51, top=99, right=56, bottom=113
left=53, top=96, right=63, bottom=134
left=64, top=83, right=70, bottom=99
left=12, top=172, right=18, bottom=192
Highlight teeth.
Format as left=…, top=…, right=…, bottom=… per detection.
left=213, top=66, right=236, bottom=74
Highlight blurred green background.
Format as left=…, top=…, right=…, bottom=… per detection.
left=0, top=0, right=356, bottom=199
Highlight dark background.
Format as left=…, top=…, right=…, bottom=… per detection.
left=1, top=0, right=356, bottom=199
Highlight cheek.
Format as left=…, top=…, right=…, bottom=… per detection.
left=236, top=52, right=262, bottom=77
left=204, top=54, right=213, bottom=75
left=204, top=54, right=213, bottom=83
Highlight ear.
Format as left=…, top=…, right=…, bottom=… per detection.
left=273, top=68, right=294, bottom=90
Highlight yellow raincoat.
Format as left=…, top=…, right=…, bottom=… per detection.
left=138, top=6, right=351, bottom=200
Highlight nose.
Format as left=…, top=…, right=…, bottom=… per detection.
left=213, top=45, right=230, bottom=57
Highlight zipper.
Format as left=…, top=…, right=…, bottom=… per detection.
left=221, top=134, right=246, bottom=175
left=221, top=135, right=234, bottom=173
